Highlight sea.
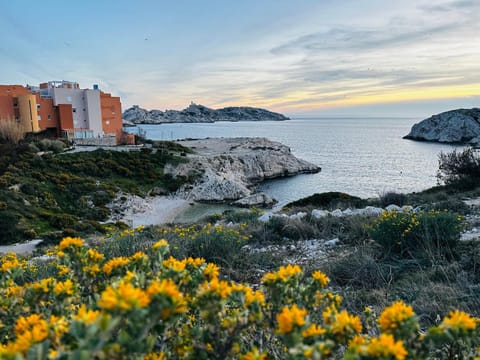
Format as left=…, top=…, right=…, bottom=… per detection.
left=127, top=118, right=463, bottom=208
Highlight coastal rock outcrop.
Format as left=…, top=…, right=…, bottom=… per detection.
left=164, top=137, right=320, bottom=204
left=404, top=108, right=480, bottom=145
left=123, top=103, right=289, bottom=124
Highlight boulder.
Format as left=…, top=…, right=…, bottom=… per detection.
left=234, top=193, right=277, bottom=208
left=385, top=204, right=401, bottom=212
left=312, top=209, right=329, bottom=218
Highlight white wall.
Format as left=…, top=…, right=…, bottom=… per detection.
left=84, top=90, right=102, bottom=137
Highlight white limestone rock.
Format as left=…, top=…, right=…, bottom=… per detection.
left=385, top=204, right=402, bottom=212
left=166, top=138, right=320, bottom=203
left=234, top=193, right=277, bottom=208
left=312, top=209, right=329, bottom=218
left=404, top=108, right=480, bottom=144
left=289, top=212, right=307, bottom=220
left=331, top=209, right=344, bottom=217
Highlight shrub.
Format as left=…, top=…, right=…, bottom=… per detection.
left=0, top=238, right=479, bottom=359
left=0, top=211, right=23, bottom=244
left=285, top=192, right=367, bottom=210
left=378, top=191, right=407, bottom=207
left=369, top=210, right=462, bottom=259
left=0, top=117, right=26, bottom=144
left=437, top=148, right=480, bottom=189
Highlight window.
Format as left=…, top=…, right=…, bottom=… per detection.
left=38, top=115, right=41, bottom=120
left=67, top=96, right=72, bottom=102
left=37, top=104, right=41, bottom=109
left=13, top=103, right=18, bottom=108
left=48, top=115, right=51, bottom=120
left=106, top=120, right=110, bottom=125
left=112, top=111, right=115, bottom=115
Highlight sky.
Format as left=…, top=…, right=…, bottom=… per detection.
left=0, top=0, right=479, bottom=117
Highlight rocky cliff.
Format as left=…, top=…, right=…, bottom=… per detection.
left=164, top=138, right=320, bottom=206
left=123, top=103, right=289, bottom=124
left=404, top=108, right=480, bottom=146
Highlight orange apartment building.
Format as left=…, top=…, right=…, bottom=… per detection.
left=0, top=81, right=129, bottom=144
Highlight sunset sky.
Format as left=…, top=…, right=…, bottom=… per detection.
left=0, top=0, right=479, bottom=117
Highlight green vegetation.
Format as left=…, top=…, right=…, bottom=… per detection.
left=1, top=234, right=479, bottom=359
left=437, top=148, right=480, bottom=189
left=369, top=210, right=462, bottom=259
left=0, top=139, right=193, bottom=244
left=285, top=192, right=368, bottom=210
left=1, top=147, right=480, bottom=358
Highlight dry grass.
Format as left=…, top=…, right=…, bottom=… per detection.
left=0, top=117, right=27, bottom=143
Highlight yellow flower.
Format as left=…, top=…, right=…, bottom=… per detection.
left=83, top=264, right=101, bottom=276
left=349, top=335, right=367, bottom=347
left=1, top=253, right=26, bottom=272
left=103, top=256, right=130, bottom=275
left=198, top=278, right=232, bottom=299
left=440, top=310, right=477, bottom=331
left=32, top=277, right=55, bottom=293
left=185, top=257, right=205, bottom=267
left=130, top=251, right=147, bottom=261
left=58, top=237, right=84, bottom=250
left=302, top=324, right=326, bottom=338
left=144, top=353, right=166, bottom=360
left=56, top=264, right=70, bottom=276
left=311, top=270, right=330, bottom=287
left=203, top=263, right=219, bottom=279
left=364, top=334, right=407, bottom=360
left=163, top=256, right=186, bottom=272
left=331, top=310, right=362, bottom=336
left=87, top=248, right=104, bottom=262
left=13, top=314, right=49, bottom=351
left=262, top=264, right=302, bottom=283
left=49, top=315, right=69, bottom=340
left=244, top=287, right=265, bottom=306
left=98, top=280, right=150, bottom=311
left=240, top=347, right=267, bottom=360
left=276, top=304, right=307, bottom=334
left=378, top=301, right=415, bottom=332
left=152, top=239, right=169, bottom=250
left=147, top=279, right=186, bottom=318
left=53, top=279, right=75, bottom=296
left=74, top=304, right=100, bottom=325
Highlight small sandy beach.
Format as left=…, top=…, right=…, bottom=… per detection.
left=108, top=195, right=191, bottom=227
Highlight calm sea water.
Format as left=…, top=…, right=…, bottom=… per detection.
left=129, top=118, right=462, bottom=207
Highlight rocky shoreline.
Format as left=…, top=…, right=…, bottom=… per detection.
left=165, top=137, right=320, bottom=207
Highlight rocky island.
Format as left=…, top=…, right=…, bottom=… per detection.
left=404, top=108, right=480, bottom=146
left=123, top=102, right=289, bottom=125
left=164, top=137, right=320, bottom=207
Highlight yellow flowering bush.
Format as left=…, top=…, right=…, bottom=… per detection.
left=0, top=237, right=479, bottom=359
left=369, top=209, right=462, bottom=258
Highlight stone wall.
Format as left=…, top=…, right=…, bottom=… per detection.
left=74, top=136, right=117, bottom=146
